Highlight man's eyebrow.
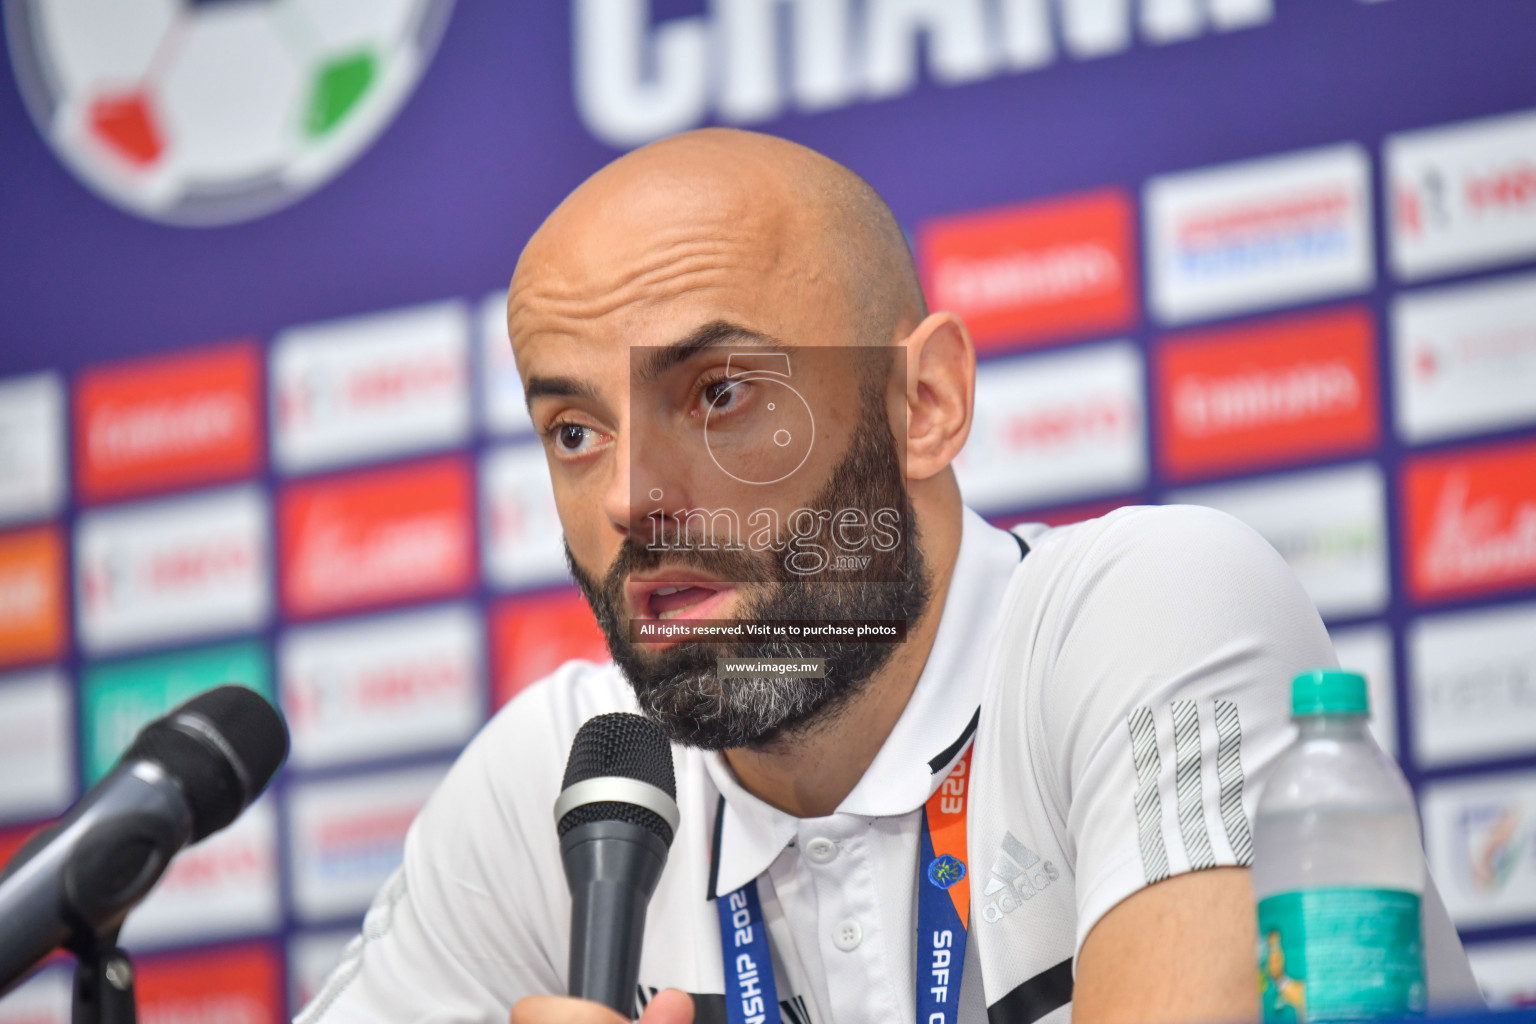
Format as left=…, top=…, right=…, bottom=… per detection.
left=524, top=375, right=601, bottom=405
left=634, top=320, right=780, bottom=385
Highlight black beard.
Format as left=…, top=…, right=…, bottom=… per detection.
left=568, top=408, right=931, bottom=751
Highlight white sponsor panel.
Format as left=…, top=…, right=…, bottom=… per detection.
left=1146, top=144, right=1373, bottom=324
left=75, top=485, right=270, bottom=655
left=1170, top=462, right=1388, bottom=619
left=0, top=670, right=73, bottom=823
left=1409, top=599, right=1536, bottom=768
left=289, top=930, right=358, bottom=1011
left=0, top=965, right=71, bottom=1024
left=287, top=764, right=448, bottom=922
left=1422, top=768, right=1536, bottom=929
left=954, top=341, right=1146, bottom=514
left=481, top=444, right=570, bottom=590
left=1466, top=937, right=1536, bottom=1009
left=0, top=373, right=65, bottom=526
left=273, top=300, right=471, bottom=474
left=480, top=291, right=533, bottom=436
left=1327, top=623, right=1397, bottom=758
left=281, top=603, right=483, bottom=770
left=119, top=796, right=280, bottom=948
left=1388, top=107, right=1536, bottom=281
left=1392, top=270, right=1536, bottom=443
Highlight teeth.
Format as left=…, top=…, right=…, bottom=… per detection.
left=654, top=586, right=682, bottom=596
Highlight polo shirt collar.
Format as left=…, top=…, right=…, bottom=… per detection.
left=704, top=508, right=1023, bottom=899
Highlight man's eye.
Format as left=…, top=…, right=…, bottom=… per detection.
left=703, top=378, right=746, bottom=412
left=556, top=423, right=592, bottom=451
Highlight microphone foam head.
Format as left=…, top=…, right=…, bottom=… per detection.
left=126, top=685, right=290, bottom=841
left=558, top=713, right=676, bottom=846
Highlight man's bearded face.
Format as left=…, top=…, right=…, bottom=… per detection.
left=568, top=384, right=930, bottom=751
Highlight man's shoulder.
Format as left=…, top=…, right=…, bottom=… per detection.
left=1012, top=502, right=1288, bottom=601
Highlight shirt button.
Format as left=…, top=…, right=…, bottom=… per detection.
left=832, top=919, right=863, bottom=952
left=805, top=838, right=838, bottom=864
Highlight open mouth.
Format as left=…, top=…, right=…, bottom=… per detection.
left=629, top=576, right=738, bottom=622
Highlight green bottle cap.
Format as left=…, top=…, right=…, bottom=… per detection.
left=1291, top=668, right=1370, bottom=718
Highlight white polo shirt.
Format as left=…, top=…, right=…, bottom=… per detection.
left=297, top=505, right=1478, bottom=1024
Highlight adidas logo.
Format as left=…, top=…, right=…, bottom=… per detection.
left=980, top=831, right=1059, bottom=923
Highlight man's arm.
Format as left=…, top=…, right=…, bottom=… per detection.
left=1074, top=867, right=1258, bottom=1024
left=1020, top=506, right=1332, bottom=1023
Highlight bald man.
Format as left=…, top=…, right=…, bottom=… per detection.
left=296, top=130, right=1477, bottom=1024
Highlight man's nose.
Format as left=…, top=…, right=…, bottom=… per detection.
left=626, top=437, right=704, bottom=546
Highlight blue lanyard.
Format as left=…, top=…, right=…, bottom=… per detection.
left=715, top=746, right=975, bottom=1024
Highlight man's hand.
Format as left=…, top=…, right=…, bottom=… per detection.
left=1074, top=867, right=1260, bottom=1024
left=510, top=990, right=693, bottom=1024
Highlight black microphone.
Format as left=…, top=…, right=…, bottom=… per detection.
left=0, top=685, right=289, bottom=995
left=556, top=712, right=678, bottom=1015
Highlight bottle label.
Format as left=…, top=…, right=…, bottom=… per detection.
left=1257, top=887, right=1425, bottom=1023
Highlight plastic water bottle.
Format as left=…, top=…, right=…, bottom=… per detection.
left=1252, top=669, right=1426, bottom=1023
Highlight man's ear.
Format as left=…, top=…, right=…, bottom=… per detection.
left=901, top=312, right=976, bottom=482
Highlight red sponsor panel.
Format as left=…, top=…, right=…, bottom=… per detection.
left=491, top=589, right=609, bottom=707
left=919, top=189, right=1137, bottom=351
left=75, top=341, right=262, bottom=502
left=1403, top=438, right=1536, bottom=603
left=137, top=943, right=283, bottom=1024
left=1155, top=306, right=1380, bottom=480
left=279, top=458, right=474, bottom=619
left=0, top=526, right=67, bottom=669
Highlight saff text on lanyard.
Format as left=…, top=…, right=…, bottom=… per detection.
left=714, top=746, right=975, bottom=1024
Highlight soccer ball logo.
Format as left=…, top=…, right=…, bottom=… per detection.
left=5, top=0, right=454, bottom=226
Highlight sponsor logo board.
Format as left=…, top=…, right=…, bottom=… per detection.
left=75, top=341, right=262, bottom=502
left=481, top=444, right=569, bottom=591
left=1155, top=306, right=1379, bottom=480
left=120, top=796, right=281, bottom=949
left=279, top=457, right=474, bottom=619
left=491, top=590, right=609, bottom=707
left=479, top=291, right=533, bottom=436
left=918, top=189, right=1137, bottom=351
left=273, top=301, right=471, bottom=475
left=81, top=640, right=271, bottom=784
left=0, top=526, right=67, bottom=669
left=287, top=764, right=448, bottom=922
left=1466, top=937, right=1536, bottom=1010
left=1392, top=269, right=1536, bottom=444
left=288, top=931, right=357, bottom=1012
left=75, top=485, right=270, bottom=655
left=0, top=373, right=65, bottom=527
left=1422, top=769, right=1536, bottom=929
left=0, top=669, right=73, bottom=823
left=1146, top=144, right=1373, bottom=324
left=1326, top=623, right=1397, bottom=758
left=0, top=965, right=71, bottom=1024
left=953, top=340, right=1146, bottom=514
left=136, top=942, right=284, bottom=1024
left=280, top=603, right=483, bottom=770
left=1409, top=600, right=1536, bottom=769
left=1171, top=461, right=1388, bottom=619
left=1402, top=438, right=1536, bottom=603
left=1388, top=107, right=1536, bottom=281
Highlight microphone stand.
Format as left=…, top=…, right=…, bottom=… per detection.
left=71, top=929, right=137, bottom=1024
